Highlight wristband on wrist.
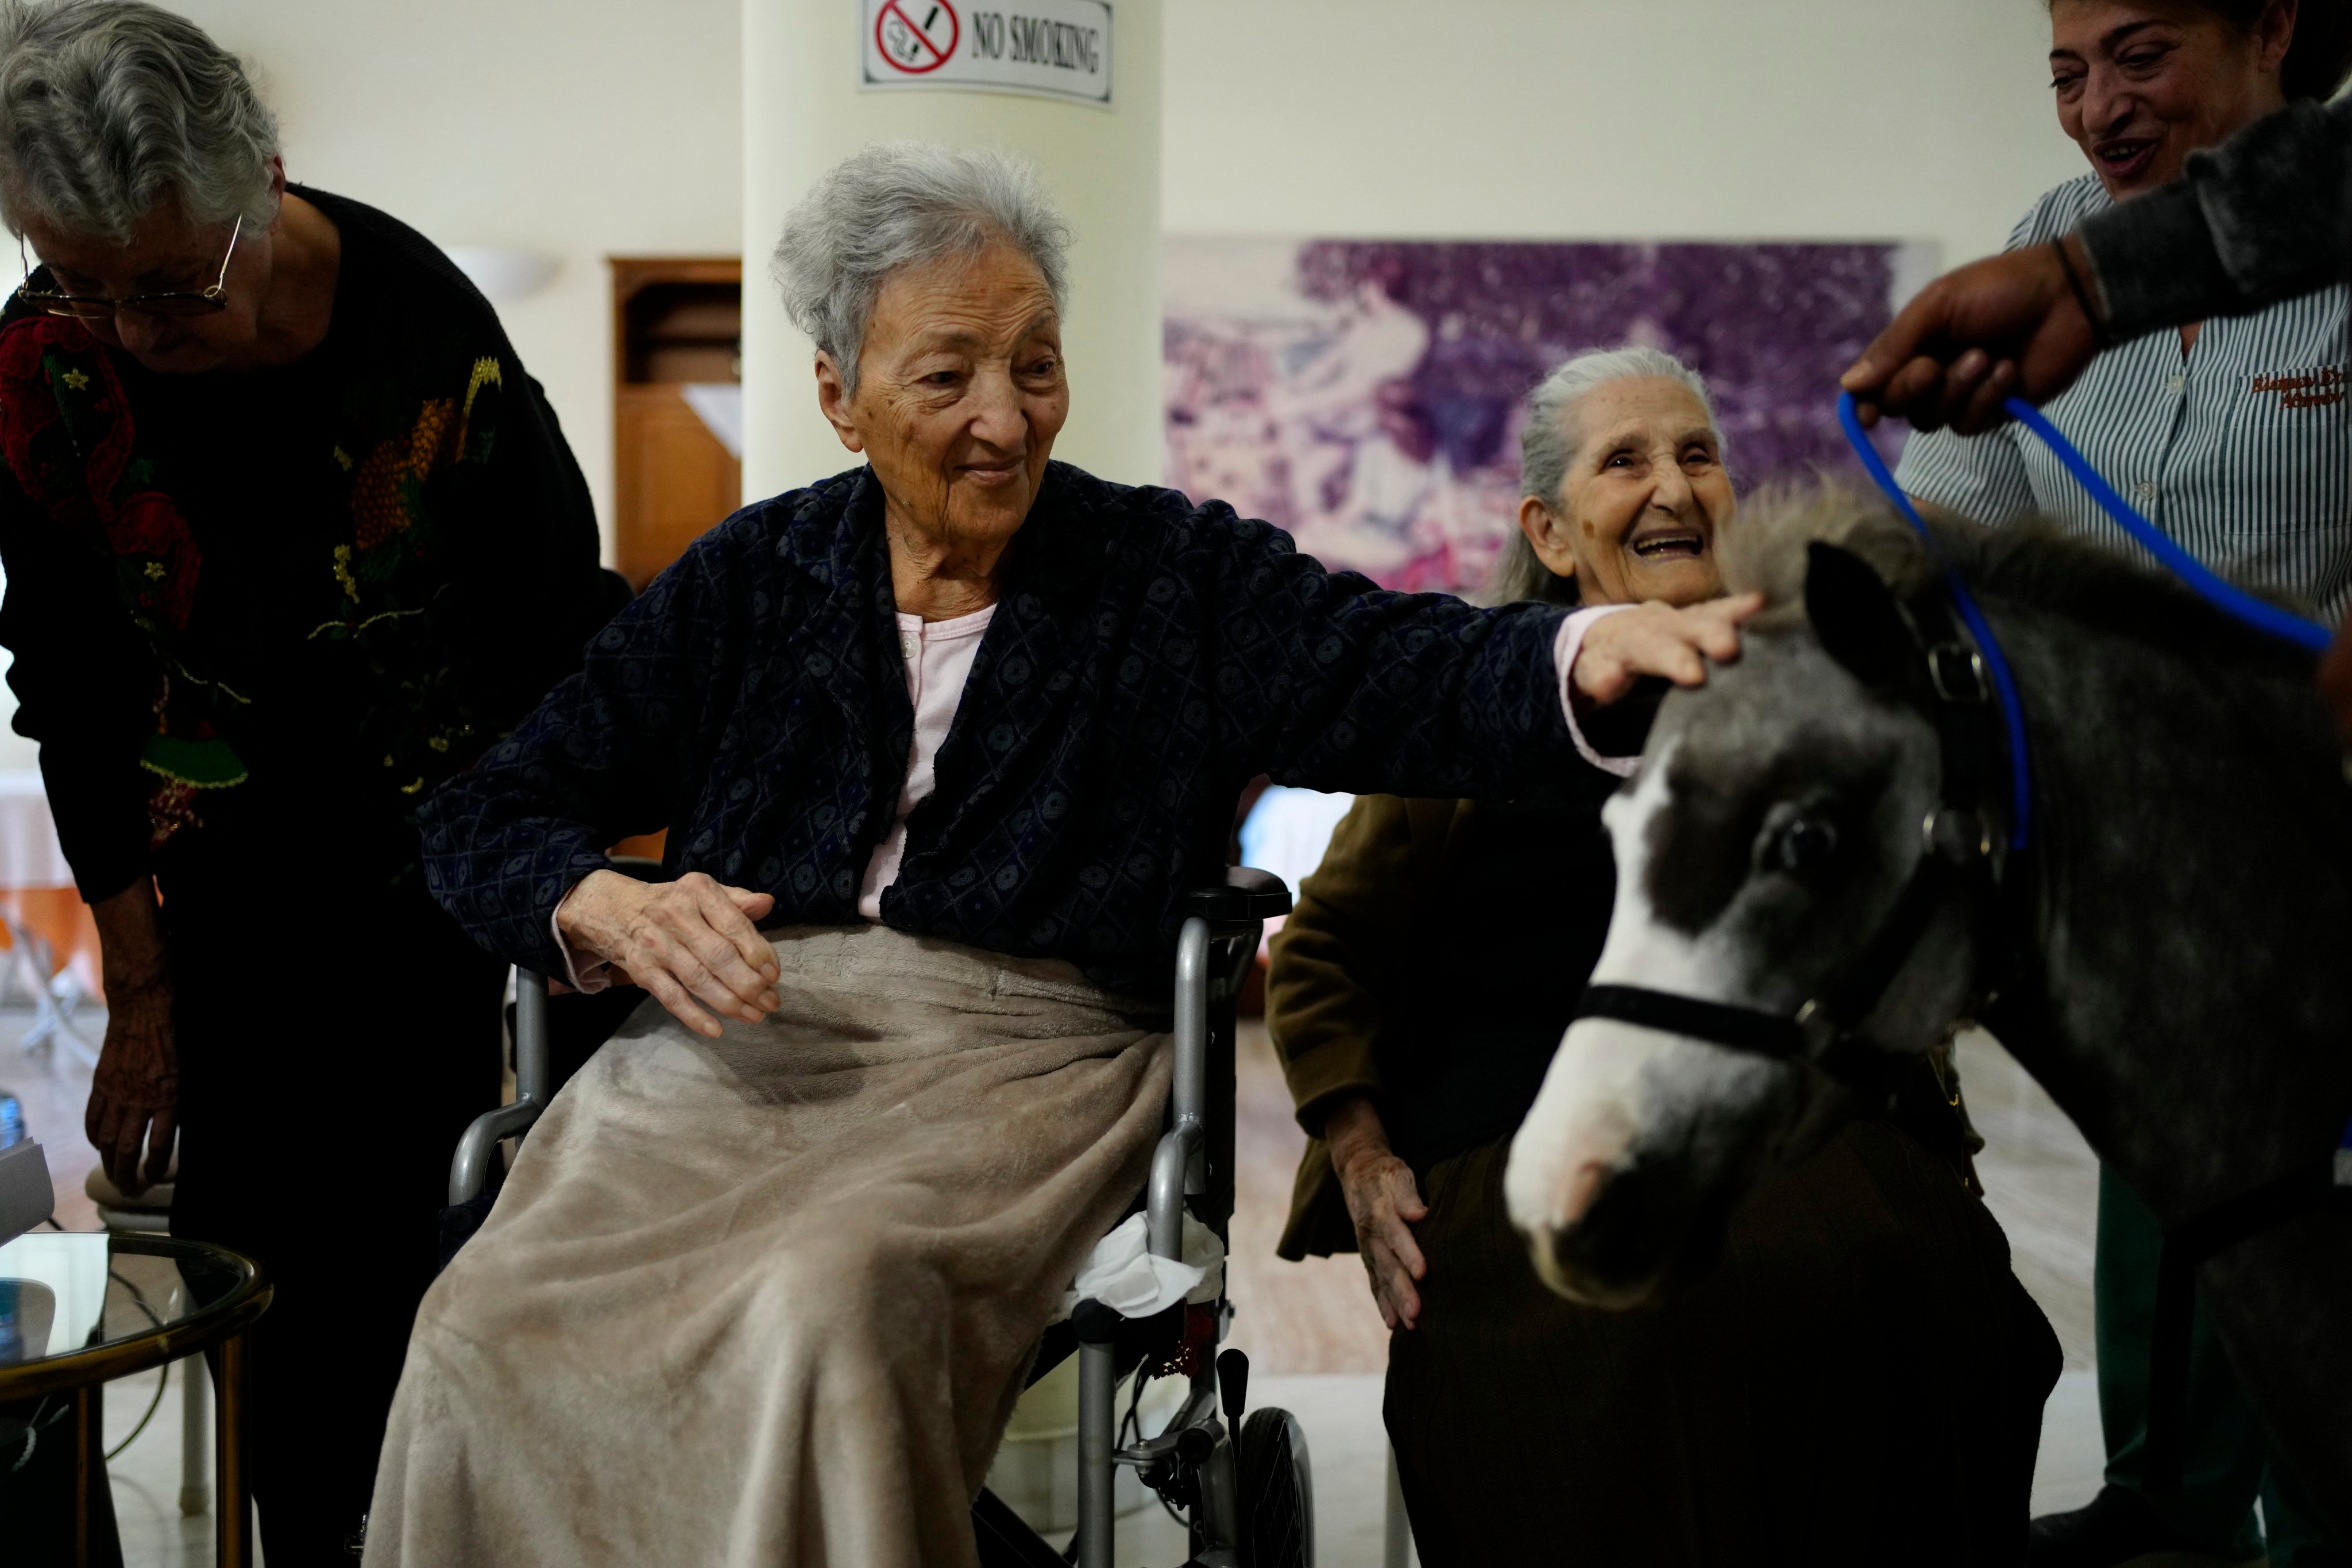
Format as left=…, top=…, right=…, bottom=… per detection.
left=2051, top=238, right=2112, bottom=352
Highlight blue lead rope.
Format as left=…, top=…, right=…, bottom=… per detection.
left=1998, top=397, right=2334, bottom=654
left=1836, top=388, right=2350, bottom=848
left=1836, top=393, right=2036, bottom=851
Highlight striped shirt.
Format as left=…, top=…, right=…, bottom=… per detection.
left=1897, top=172, right=2352, bottom=621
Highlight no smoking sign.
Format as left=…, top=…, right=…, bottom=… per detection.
left=859, top=0, right=1114, bottom=105
left=875, top=0, right=958, bottom=74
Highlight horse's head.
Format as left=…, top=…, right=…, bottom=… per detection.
left=1506, top=494, right=2000, bottom=1307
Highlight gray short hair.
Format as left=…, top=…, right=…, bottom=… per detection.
left=770, top=141, right=1070, bottom=395
left=0, top=0, right=279, bottom=244
left=1487, top=346, right=1724, bottom=606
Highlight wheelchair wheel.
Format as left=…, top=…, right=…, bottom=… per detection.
left=1235, top=1407, right=1314, bottom=1568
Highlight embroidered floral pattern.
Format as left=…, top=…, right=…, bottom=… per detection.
left=0, top=304, right=512, bottom=856
left=0, top=315, right=249, bottom=843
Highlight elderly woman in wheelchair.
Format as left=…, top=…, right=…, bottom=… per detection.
left=361, top=142, right=1756, bottom=1568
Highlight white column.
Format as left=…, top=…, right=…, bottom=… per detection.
left=740, top=0, right=1163, bottom=501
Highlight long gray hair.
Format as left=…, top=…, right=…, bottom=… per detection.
left=0, top=0, right=279, bottom=242
left=1487, top=346, right=1724, bottom=607
left=771, top=142, right=1071, bottom=396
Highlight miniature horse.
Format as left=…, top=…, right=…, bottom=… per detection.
left=1503, top=485, right=2352, bottom=1539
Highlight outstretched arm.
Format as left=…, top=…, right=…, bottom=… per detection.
left=1196, top=502, right=1758, bottom=796
left=2079, top=93, right=2352, bottom=339
left=1845, top=95, right=2352, bottom=435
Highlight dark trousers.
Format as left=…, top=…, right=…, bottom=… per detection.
left=1385, top=1121, right=2060, bottom=1567
left=161, top=862, right=502, bottom=1567
left=2093, top=1166, right=2346, bottom=1566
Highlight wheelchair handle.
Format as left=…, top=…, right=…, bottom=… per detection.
left=1149, top=915, right=1214, bottom=1260
left=448, top=967, right=554, bottom=1206
left=1177, top=864, right=1291, bottom=923
left=1148, top=867, right=1290, bottom=1261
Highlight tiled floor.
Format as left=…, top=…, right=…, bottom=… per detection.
left=6, top=1004, right=2107, bottom=1566
left=1960, top=1027, right=2103, bottom=1373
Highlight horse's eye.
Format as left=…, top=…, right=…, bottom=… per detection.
left=1774, top=816, right=1840, bottom=875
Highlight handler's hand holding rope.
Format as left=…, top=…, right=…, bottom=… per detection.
left=1841, top=234, right=2106, bottom=435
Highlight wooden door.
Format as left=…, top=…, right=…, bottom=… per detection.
left=610, top=257, right=742, bottom=590
left=613, top=385, right=740, bottom=586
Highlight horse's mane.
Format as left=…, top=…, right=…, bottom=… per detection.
left=1718, top=476, right=2320, bottom=680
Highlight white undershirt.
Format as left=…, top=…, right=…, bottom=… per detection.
left=856, top=604, right=998, bottom=918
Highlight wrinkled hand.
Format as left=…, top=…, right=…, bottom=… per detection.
left=1842, top=238, right=2103, bottom=435
left=1324, top=1095, right=1428, bottom=1331
left=1573, top=594, right=1763, bottom=708
left=556, top=869, right=779, bottom=1038
left=87, top=970, right=177, bottom=1195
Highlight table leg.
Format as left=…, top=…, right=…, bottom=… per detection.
left=180, top=1351, right=211, bottom=1516
left=73, top=1382, right=95, bottom=1567
left=68, top=1381, right=123, bottom=1567
left=215, top=1330, right=253, bottom=1568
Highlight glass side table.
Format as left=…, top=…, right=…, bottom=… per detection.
left=1, top=1230, right=271, bottom=1567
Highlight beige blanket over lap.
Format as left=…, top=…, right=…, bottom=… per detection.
left=364, top=924, right=1170, bottom=1568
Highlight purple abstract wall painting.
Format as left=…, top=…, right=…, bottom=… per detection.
left=1164, top=237, right=1930, bottom=593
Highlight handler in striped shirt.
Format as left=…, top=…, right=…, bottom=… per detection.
left=1897, top=169, right=2350, bottom=623
left=1895, top=6, right=2351, bottom=1567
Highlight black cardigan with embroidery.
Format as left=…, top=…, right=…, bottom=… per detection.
left=0, top=187, right=616, bottom=900
left=420, top=461, right=1584, bottom=991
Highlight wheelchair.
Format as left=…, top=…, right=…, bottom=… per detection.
left=446, top=862, right=1314, bottom=1568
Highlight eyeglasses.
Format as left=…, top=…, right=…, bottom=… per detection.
left=17, top=215, right=242, bottom=320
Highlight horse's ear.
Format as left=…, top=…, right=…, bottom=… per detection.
left=1805, top=541, right=1912, bottom=690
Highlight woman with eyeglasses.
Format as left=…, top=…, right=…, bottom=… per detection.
left=0, top=2, right=620, bottom=1557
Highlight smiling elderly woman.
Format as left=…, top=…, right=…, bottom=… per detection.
left=359, top=145, right=1750, bottom=1567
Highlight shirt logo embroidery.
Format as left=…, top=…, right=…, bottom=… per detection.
left=2251, top=367, right=2346, bottom=410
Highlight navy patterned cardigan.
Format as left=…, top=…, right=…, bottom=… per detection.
left=419, top=461, right=1583, bottom=992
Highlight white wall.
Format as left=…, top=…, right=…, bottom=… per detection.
left=1163, top=0, right=2089, bottom=275
left=173, top=0, right=745, bottom=551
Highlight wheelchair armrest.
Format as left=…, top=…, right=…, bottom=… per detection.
left=448, top=859, right=670, bottom=1214
left=451, top=963, right=558, bottom=1207
left=450, top=1099, right=540, bottom=1206
left=1179, top=865, right=1291, bottom=924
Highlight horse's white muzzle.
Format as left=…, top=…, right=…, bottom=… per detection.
left=1504, top=1015, right=1793, bottom=1308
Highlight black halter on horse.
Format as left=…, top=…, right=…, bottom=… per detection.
left=1571, top=546, right=2010, bottom=1104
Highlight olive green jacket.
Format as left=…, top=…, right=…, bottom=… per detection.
left=1266, top=793, right=1481, bottom=1261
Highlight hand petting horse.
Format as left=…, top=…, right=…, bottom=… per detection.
left=1502, top=482, right=2352, bottom=1537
